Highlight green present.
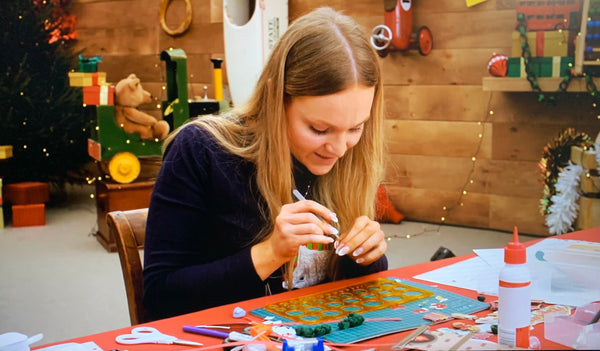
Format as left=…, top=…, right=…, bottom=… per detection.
left=78, top=55, right=102, bottom=72
left=537, top=56, right=573, bottom=77
left=507, top=57, right=526, bottom=77
left=506, top=56, right=573, bottom=78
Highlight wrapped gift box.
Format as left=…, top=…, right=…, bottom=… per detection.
left=580, top=173, right=600, bottom=195
left=83, top=85, right=115, bottom=105
left=0, top=145, right=12, bottom=159
left=576, top=196, right=600, bottom=230
left=3, top=181, right=49, bottom=205
left=68, top=72, right=107, bottom=87
left=515, top=1, right=581, bottom=31
left=78, top=55, right=102, bottom=72
left=507, top=56, right=573, bottom=77
left=571, top=145, right=599, bottom=169
left=512, top=30, right=574, bottom=57
left=12, top=203, right=45, bottom=227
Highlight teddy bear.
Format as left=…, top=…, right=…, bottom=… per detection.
left=114, top=73, right=169, bottom=141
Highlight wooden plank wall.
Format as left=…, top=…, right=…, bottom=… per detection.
left=71, top=0, right=599, bottom=236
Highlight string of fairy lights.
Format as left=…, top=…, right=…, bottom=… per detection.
left=386, top=92, right=494, bottom=241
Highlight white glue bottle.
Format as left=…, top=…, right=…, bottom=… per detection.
left=498, top=226, right=531, bottom=348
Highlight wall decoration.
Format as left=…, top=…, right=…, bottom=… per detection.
left=539, top=128, right=593, bottom=234
left=159, top=0, right=192, bottom=36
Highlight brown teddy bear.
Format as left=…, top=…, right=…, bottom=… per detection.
left=114, top=73, right=169, bottom=141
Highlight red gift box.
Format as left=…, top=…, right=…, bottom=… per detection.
left=83, top=85, right=115, bottom=105
left=12, top=203, right=45, bottom=227
left=4, top=181, right=49, bottom=205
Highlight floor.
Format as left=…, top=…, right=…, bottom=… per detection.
left=0, top=183, right=538, bottom=346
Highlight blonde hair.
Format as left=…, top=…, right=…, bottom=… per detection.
left=165, top=7, right=385, bottom=283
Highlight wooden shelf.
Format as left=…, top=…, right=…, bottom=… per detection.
left=482, top=77, right=600, bottom=92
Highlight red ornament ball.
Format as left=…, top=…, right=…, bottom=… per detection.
left=487, top=53, right=508, bottom=77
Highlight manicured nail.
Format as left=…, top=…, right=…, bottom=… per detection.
left=356, top=257, right=364, bottom=264
left=337, top=246, right=349, bottom=256
left=330, top=212, right=338, bottom=223
left=334, top=241, right=339, bottom=249
left=327, top=225, right=339, bottom=237
left=352, top=247, right=364, bottom=257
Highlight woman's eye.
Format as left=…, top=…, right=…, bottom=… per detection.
left=310, top=126, right=328, bottom=135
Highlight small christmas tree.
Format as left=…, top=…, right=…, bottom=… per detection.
left=0, top=0, right=92, bottom=187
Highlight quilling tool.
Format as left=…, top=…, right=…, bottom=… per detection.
left=292, top=189, right=339, bottom=242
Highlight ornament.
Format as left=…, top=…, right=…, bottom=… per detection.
left=487, top=53, right=507, bottom=77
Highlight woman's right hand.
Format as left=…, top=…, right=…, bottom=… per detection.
left=251, top=200, right=337, bottom=280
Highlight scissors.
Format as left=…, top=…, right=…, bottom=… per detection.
left=116, top=326, right=203, bottom=346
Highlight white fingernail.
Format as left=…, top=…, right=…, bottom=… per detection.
left=356, top=257, right=364, bottom=264
left=330, top=212, right=338, bottom=223
left=353, top=247, right=364, bottom=257
left=327, top=225, right=339, bottom=237
left=337, top=246, right=349, bottom=256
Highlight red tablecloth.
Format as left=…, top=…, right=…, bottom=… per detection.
left=35, top=227, right=600, bottom=350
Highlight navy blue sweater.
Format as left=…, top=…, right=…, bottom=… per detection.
left=143, top=124, right=387, bottom=320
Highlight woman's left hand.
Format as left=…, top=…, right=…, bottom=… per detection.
left=335, top=216, right=386, bottom=265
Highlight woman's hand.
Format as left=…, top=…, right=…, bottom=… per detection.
left=335, top=216, right=386, bottom=265
left=251, top=200, right=337, bottom=280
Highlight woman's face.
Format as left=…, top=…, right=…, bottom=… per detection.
left=286, top=85, right=375, bottom=175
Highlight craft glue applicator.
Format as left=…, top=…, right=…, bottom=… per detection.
left=498, top=226, right=531, bottom=348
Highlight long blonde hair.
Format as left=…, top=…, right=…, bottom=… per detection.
left=165, top=7, right=385, bottom=282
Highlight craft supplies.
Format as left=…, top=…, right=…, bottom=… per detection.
left=392, top=324, right=429, bottom=350
left=115, top=326, right=202, bottom=346
left=263, top=278, right=433, bottom=324
left=282, top=337, right=324, bottom=351
left=497, top=226, right=531, bottom=348
left=544, top=302, right=600, bottom=349
left=182, top=326, right=229, bottom=339
left=233, top=306, right=247, bottom=318
left=251, top=278, right=490, bottom=344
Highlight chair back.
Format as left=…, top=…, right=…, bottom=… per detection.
left=107, top=208, right=149, bottom=325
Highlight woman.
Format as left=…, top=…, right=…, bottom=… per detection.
left=143, top=7, right=388, bottom=320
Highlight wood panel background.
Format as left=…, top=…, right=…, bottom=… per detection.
left=71, top=0, right=600, bottom=236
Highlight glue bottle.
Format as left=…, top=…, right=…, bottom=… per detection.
left=498, top=226, right=531, bottom=348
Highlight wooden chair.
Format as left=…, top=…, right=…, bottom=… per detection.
left=107, top=208, right=149, bottom=325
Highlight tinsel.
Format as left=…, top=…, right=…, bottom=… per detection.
left=545, top=162, right=584, bottom=235
left=539, top=128, right=592, bottom=216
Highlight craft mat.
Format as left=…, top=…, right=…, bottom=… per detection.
left=250, top=277, right=490, bottom=344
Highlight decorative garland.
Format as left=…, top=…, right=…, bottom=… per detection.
left=159, top=0, right=192, bottom=36
left=539, top=128, right=593, bottom=234
left=545, top=162, right=583, bottom=234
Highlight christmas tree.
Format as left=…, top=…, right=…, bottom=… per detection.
left=0, top=0, right=92, bottom=186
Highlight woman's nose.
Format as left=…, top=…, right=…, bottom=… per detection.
left=325, top=135, right=348, bottom=157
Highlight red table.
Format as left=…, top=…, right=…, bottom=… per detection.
left=35, top=227, right=599, bottom=350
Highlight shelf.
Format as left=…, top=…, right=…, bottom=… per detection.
left=482, top=77, right=600, bottom=92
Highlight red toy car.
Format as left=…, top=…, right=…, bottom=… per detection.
left=370, top=0, right=433, bottom=57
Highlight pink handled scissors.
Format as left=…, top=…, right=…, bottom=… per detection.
left=116, top=326, right=203, bottom=346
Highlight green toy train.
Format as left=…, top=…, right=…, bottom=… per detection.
left=84, top=49, right=219, bottom=183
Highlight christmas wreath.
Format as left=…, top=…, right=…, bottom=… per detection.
left=539, top=128, right=593, bottom=234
